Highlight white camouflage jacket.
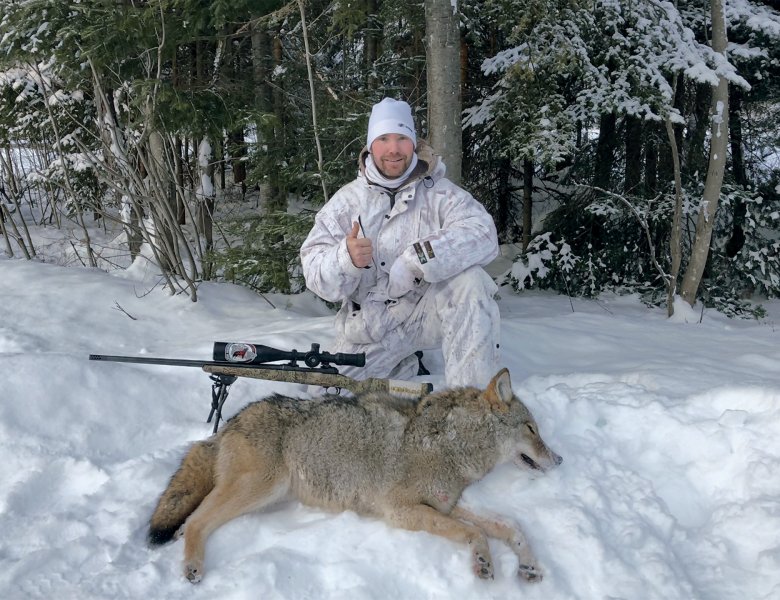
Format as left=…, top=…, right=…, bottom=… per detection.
left=300, top=141, right=499, bottom=344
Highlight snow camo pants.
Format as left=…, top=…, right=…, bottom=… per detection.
left=331, top=266, right=500, bottom=388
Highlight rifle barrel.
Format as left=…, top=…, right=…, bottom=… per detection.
left=89, top=354, right=211, bottom=368
left=88, top=354, right=340, bottom=374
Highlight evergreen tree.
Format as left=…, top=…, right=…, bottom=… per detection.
left=1, top=0, right=779, bottom=316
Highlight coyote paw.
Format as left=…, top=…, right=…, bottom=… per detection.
left=518, top=563, right=542, bottom=582
left=184, top=561, right=203, bottom=584
left=473, top=552, right=494, bottom=579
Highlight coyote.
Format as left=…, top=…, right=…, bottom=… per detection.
left=148, top=368, right=562, bottom=583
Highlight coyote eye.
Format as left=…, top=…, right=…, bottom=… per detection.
left=526, top=424, right=536, bottom=436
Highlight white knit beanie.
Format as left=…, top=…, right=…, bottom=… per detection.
left=366, top=98, right=417, bottom=149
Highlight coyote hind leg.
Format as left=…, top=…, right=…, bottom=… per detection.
left=384, top=504, right=495, bottom=579
left=181, top=432, right=289, bottom=585
left=182, top=471, right=288, bottom=583
left=451, top=505, right=542, bottom=582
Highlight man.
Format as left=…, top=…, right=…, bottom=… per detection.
left=300, top=98, right=500, bottom=387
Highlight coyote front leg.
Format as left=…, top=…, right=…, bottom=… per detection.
left=451, top=506, right=542, bottom=582
left=384, top=504, right=495, bottom=579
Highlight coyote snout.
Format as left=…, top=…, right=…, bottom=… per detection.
left=515, top=422, right=563, bottom=472
left=521, top=449, right=563, bottom=471
left=148, top=368, right=561, bottom=584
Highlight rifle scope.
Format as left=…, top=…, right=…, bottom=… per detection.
left=213, top=342, right=365, bottom=369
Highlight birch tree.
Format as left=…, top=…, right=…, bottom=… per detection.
left=678, top=0, right=729, bottom=306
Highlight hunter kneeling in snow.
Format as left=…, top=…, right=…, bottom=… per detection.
left=300, top=97, right=501, bottom=388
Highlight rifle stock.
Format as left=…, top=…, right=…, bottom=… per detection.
left=203, top=364, right=433, bottom=400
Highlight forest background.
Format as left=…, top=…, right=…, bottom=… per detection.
left=1, top=0, right=779, bottom=318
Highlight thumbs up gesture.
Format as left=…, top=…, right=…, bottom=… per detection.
left=346, top=221, right=373, bottom=268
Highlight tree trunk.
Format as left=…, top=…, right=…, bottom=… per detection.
left=365, top=0, right=380, bottom=88
left=679, top=0, right=729, bottom=306
left=643, top=125, right=658, bottom=197
left=268, top=33, right=286, bottom=212
left=425, top=0, right=462, bottom=184
left=665, top=117, right=683, bottom=316
left=522, top=159, right=533, bottom=252
left=147, top=129, right=177, bottom=276
left=594, top=111, right=617, bottom=190
left=725, top=86, right=746, bottom=257
left=174, top=136, right=186, bottom=224
left=122, top=183, right=144, bottom=260
left=493, top=156, right=511, bottom=243
left=2, top=146, right=19, bottom=198
left=196, top=137, right=216, bottom=280
left=251, top=21, right=272, bottom=205
left=228, top=128, right=247, bottom=196
left=251, top=24, right=272, bottom=110
left=687, top=83, right=712, bottom=180
left=624, top=115, right=642, bottom=194
left=0, top=204, right=12, bottom=256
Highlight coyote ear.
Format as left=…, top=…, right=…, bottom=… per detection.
left=483, top=368, right=513, bottom=413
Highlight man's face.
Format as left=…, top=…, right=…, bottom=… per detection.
left=370, top=133, right=415, bottom=178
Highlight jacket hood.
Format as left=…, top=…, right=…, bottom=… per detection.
left=358, top=139, right=444, bottom=187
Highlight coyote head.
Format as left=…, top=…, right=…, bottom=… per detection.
left=483, top=369, right=562, bottom=472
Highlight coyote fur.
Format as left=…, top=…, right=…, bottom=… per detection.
left=148, top=368, right=562, bottom=583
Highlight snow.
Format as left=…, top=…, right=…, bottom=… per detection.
left=1, top=240, right=780, bottom=599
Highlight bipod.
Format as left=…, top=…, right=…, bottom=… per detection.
left=207, top=373, right=237, bottom=433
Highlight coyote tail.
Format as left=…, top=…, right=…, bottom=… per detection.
left=148, top=439, right=218, bottom=546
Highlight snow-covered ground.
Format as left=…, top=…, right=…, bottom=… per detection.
left=1, top=245, right=779, bottom=599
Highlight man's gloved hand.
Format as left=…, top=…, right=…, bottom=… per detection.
left=388, top=253, right=423, bottom=299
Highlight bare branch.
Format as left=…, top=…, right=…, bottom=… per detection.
left=298, top=0, right=329, bottom=202
left=582, top=184, right=671, bottom=289
left=113, top=301, right=138, bottom=320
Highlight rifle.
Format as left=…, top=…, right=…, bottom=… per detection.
left=89, top=342, right=433, bottom=432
